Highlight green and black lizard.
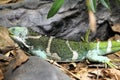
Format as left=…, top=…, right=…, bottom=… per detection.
left=8, top=27, right=120, bottom=67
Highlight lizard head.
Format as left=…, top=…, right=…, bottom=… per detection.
left=8, top=27, right=28, bottom=39
left=8, top=27, right=30, bottom=50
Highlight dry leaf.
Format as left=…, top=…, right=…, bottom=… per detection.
left=0, top=0, right=21, bottom=4
left=0, top=69, right=3, bottom=80
left=76, top=68, right=91, bottom=80
left=0, top=26, right=15, bottom=49
left=0, top=26, right=28, bottom=79
left=102, top=68, right=120, bottom=80
left=12, top=49, right=29, bottom=69
left=112, top=24, right=120, bottom=33
left=0, top=0, right=12, bottom=4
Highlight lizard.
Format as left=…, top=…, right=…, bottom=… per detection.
left=8, top=26, right=120, bottom=68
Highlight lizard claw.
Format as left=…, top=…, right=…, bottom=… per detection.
left=105, top=61, right=118, bottom=68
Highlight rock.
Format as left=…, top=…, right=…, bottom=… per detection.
left=0, top=0, right=120, bottom=41
left=4, top=56, right=71, bottom=80
left=91, top=21, right=119, bottom=41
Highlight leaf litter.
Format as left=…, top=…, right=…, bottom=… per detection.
left=0, top=26, right=28, bottom=80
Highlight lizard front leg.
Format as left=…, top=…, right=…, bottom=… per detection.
left=86, top=40, right=117, bottom=68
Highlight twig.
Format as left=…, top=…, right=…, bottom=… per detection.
left=46, top=59, right=81, bottom=80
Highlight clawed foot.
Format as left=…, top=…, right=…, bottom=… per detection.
left=105, top=61, right=118, bottom=68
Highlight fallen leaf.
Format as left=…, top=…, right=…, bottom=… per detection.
left=76, top=68, right=91, bottom=80
left=0, top=26, right=28, bottom=68
left=115, top=51, right=120, bottom=58
left=0, top=0, right=12, bottom=4
left=0, top=26, right=15, bottom=49
left=0, top=0, right=21, bottom=4
left=102, top=68, right=120, bottom=80
left=12, top=49, right=29, bottom=69
left=0, top=69, right=3, bottom=80
left=0, top=26, right=28, bottom=80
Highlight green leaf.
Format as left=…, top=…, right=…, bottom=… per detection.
left=47, top=0, right=64, bottom=18
left=100, top=0, right=110, bottom=10
left=86, top=0, right=97, bottom=12
left=89, top=0, right=97, bottom=12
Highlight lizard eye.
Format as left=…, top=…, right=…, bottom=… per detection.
left=11, top=28, right=15, bottom=32
left=9, top=28, right=15, bottom=35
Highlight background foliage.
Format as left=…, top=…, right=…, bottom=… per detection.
left=47, top=0, right=120, bottom=18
